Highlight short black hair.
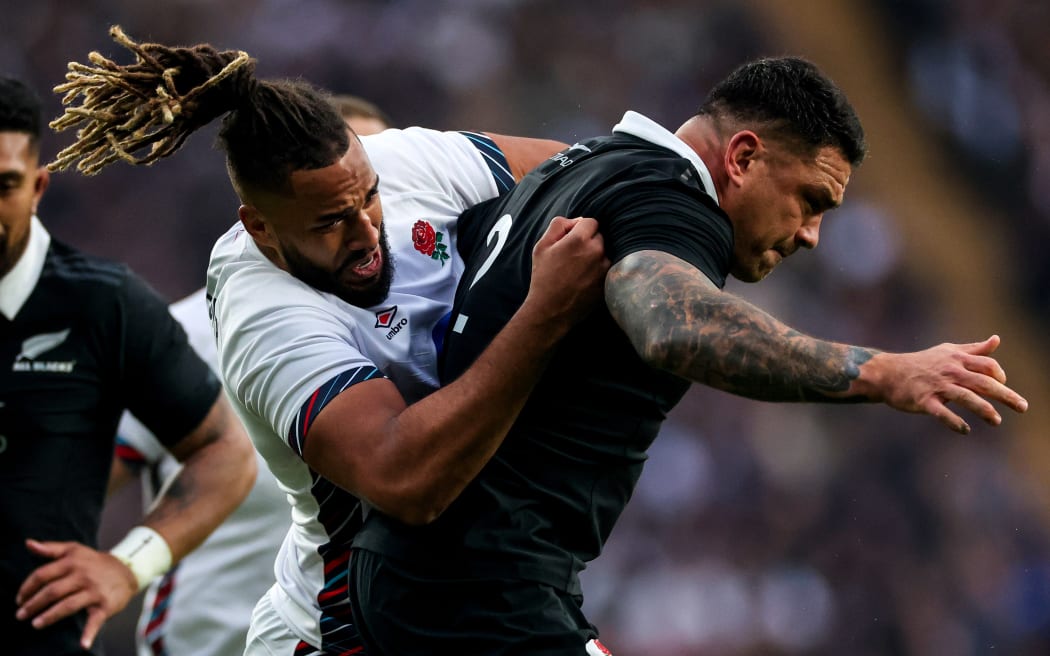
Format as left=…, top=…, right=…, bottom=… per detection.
left=0, top=76, right=43, bottom=144
left=700, top=56, right=867, bottom=167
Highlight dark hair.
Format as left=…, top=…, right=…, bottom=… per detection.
left=329, top=94, right=394, bottom=129
left=48, top=25, right=349, bottom=195
left=699, top=56, right=867, bottom=167
left=0, top=76, right=43, bottom=145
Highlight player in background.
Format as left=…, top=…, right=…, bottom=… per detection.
left=48, top=27, right=607, bottom=656
left=347, top=56, right=1032, bottom=655
left=1, top=76, right=256, bottom=655
left=107, top=96, right=395, bottom=656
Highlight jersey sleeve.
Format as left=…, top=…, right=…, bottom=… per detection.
left=116, top=270, right=221, bottom=448
left=361, top=128, right=511, bottom=215
left=597, top=174, right=733, bottom=288
left=115, top=288, right=217, bottom=468
left=211, top=258, right=387, bottom=458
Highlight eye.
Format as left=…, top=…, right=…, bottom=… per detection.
left=314, top=218, right=343, bottom=233
left=802, top=195, right=819, bottom=215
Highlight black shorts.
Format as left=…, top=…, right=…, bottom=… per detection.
left=349, top=548, right=598, bottom=655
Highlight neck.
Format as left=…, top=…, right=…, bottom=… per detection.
left=674, top=115, right=730, bottom=200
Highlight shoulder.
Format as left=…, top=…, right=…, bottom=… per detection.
left=361, top=128, right=494, bottom=193
left=208, top=225, right=315, bottom=313
left=41, top=239, right=129, bottom=291
left=38, top=240, right=170, bottom=320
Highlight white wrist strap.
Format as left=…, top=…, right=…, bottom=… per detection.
left=109, top=526, right=172, bottom=592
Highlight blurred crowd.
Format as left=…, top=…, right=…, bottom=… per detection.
left=4, top=1, right=1047, bottom=654
left=876, top=0, right=1050, bottom=325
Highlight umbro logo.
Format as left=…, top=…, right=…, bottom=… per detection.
left=12, top=328, right=76, bottom=373
left=374, top=306, right=398, bottom=328
left=374, top=306, right=408, bottom=341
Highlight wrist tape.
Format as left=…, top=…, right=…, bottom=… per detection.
left=109, top=526, right=172, bottom=592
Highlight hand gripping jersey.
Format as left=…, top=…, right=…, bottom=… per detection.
left=115, top=288, right=290, bottom=656
left=206, top=128, right=511, bottom=653
left=353, top=112, right=734, bottom=601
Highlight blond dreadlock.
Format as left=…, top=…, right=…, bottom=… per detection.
left=48, top=25, right=253, bottom=175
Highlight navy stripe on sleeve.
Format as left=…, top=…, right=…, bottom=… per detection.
left=459, top=131, right=514, bottom=193
left=287, top=366, right=386, bottom=457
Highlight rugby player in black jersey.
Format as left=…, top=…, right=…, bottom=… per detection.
left=349, top=57, right=1029, bottom=655
left=0, top=76, right=256, bottom=655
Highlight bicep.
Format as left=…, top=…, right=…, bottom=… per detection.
left=485, top=133, right=567, bottom=181
left=299, top=376, right=408, bottom=498
left=605, top=249, right=721, bottom=369
left=166, top=392, right=251, bottom=463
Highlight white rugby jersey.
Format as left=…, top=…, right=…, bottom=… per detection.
left=206, top=127, right=512, bottom=652
left=115, top=289, right=291, bottom=656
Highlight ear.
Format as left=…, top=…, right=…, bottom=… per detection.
left=31, top=166, right=49, bottom=214
left=239, top=204, right=275, bottom=248
left=723, top=131, right=761, bottom=187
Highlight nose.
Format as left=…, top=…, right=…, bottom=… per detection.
left=796, top=215, right=822, bottom=250
left=343, top=209, right=380, bottom=251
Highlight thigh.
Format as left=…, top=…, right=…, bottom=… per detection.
left=350, top=548, right=595, bottom=655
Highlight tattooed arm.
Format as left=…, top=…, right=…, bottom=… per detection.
left=608, top=250, right=1028, bottom=432
left=15, top=394, right=255, bottom=649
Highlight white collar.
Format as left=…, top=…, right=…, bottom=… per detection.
left=612, top=111, right=719, bottom=205
left=0, top=215, right=51, bottom=320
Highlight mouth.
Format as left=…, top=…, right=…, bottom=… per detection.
left=342, top=247, right=383, bottom=283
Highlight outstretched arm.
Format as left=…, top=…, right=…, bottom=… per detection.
left=607, top=250, right=1028, bottom=433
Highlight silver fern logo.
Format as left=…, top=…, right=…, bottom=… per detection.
left=12, top=329, right=75, bottom=373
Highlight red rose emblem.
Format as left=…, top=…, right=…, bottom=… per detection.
left=412, top=220, right=437, bottom=256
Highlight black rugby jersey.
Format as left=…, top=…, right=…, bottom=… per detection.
left=0, top=239, right=220, bottom=655
left=355, top=127, right=733, bottom=593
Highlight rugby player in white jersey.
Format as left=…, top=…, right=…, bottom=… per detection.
left=49, top=29, right=609, bottom=655
left=107, top=98, right=396, bottom=656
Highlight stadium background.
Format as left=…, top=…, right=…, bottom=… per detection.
left=5, top=0, right=1049, bottom=653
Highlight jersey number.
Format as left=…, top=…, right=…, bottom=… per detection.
left=454, top=213, right=513, bottom=334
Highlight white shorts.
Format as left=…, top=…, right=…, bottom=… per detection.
left=244, top=585, right=320, bottom=656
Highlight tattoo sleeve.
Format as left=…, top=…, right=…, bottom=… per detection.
left=606, top=250, right=878, bottom=402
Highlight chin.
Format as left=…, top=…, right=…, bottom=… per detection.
left=730, top=266, right=766, bottom=283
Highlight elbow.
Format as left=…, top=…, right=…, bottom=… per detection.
left=366, top=480, right=452, bottom=526
left=372, top=493, right=449, bottom=527
left=391, top=504, right=446, bottom=527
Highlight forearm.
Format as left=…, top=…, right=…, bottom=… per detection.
left=366, top=301, right=568, bottom=523
left=608, top=250, right=881, bottom=403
